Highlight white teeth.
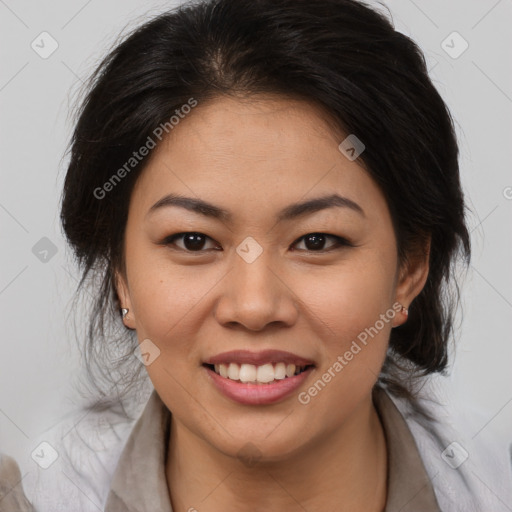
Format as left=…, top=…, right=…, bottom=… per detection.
left=211, top=362, right=309, bottom=383
left=219, top=364, right=229, bottom=378
left=256, top=363, right=275, bottom=383
left=227, top=363, right=240, bottom=380
left=239, top=363, right=257, bottom=383
left=274, top=362, right=286, bottom=380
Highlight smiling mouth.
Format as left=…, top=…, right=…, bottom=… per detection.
left=203, top=362, right=314, bottom=385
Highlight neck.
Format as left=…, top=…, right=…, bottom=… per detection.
left=166, top=395, right=387, bottom=512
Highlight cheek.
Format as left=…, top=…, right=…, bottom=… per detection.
left=290, top=251, right=396, bottom=420
left=294, top=249, right=396, bottom=345
left=130, top=273, right=211, bottom=345
left=295, top=263, right=394, bottom=431
left=125, top=233, right=216, bottom=337
left=126, top=268, right=211, bottom=405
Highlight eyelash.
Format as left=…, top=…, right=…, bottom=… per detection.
left=161, top=232, right=353, bottom=253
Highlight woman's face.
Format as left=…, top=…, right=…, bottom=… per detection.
left=117, top=95, right=428, bottom=461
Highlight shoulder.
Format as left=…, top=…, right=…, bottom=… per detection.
left=0, top=453, right=35, bottom=511
left=21, top=400, right=142, bottom=512
left=388, top=385, right=512, bottom=512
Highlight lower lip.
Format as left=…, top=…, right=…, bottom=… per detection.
left=204, top=366, right=314, bottom=405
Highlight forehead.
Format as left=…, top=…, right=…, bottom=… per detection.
left=129, top=95, right=387, bottom=223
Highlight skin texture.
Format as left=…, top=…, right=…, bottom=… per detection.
left=116, top=95, right=430, bottom=511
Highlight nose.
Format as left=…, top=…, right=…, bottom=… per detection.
left=214, top=253, right=299, bottom=332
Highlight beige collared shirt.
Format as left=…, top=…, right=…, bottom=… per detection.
left=103, top=388, right=440, bottom=511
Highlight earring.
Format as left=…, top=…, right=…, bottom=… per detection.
left=121, top=308, right=129, bottom=318
left=392, top=304, right=408, bottom=328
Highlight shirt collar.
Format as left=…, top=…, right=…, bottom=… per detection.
left=373, top=388, right=441, bottom=511
left=104, top=390, right=172, bottom=512
left=105, top=388, right=440, bottom=512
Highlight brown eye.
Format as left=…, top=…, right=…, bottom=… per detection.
left=292, top=233, right=351, bottom=252
left=164, top=232, right=220, bottom=252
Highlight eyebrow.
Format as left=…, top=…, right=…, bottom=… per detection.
left=146, top=193, right=365, bottom=222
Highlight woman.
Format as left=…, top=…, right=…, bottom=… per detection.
left=10, top=0, right=511, bottom=510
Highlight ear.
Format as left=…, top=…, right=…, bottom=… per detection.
left=392, top=235, right=431, bottom=328
left=114, top=269, right=136, bottom=329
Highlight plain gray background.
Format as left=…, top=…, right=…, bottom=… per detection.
left=1, top=0, right=511, bottom=472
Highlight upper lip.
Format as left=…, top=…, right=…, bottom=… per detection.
left=204, top=349, right=315, bottom=367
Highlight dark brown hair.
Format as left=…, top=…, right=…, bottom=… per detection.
left=60, top=0, right=471, bottom=410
